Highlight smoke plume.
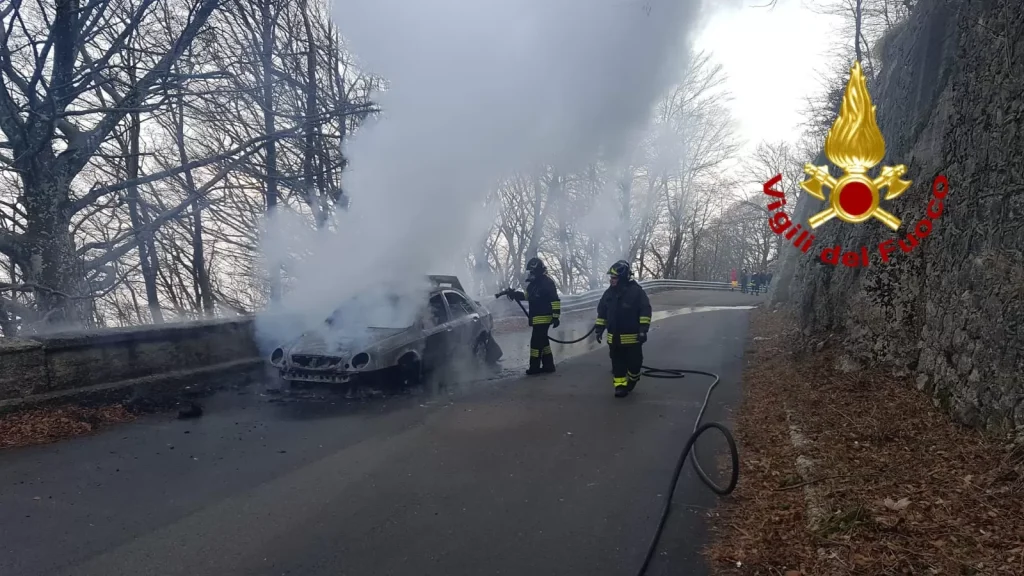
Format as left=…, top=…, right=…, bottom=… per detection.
left=255, top=0, right=726, bottom=351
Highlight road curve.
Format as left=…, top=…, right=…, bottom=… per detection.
left=0, top=289, right=764, bottom=576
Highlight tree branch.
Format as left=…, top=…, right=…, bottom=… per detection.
left=0, top=230, right=27, bottom=262
left=83, top=143, right=265, bottom=271
left=0, top=9, right=28, bottom=143
left=60, top=0, right=223, bottom=176
left=71, top=128, right=293, bottom=213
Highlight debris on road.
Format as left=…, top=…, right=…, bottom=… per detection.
left=706, top=308, right=1024, bottom=575
left=177, top=401, right=204, bottom=419
left=0, top=405, right=136, bottom=449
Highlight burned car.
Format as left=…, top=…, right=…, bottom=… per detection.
left=268, top=276, right=503, bottom=388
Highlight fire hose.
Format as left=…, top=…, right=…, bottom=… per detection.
left=496, top=291, right=740, bottom=575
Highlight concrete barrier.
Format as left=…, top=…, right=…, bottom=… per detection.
left=0, top=318, right=262, bottom=411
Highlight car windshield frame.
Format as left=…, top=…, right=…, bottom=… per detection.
left=442, top=290, right=475, bottom=319
left=325, top=293, right=420, bottom=330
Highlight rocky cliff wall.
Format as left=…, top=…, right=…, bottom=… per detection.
left=777, top=0, right=1024, bottom=436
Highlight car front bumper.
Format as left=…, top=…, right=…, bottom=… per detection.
left=280, top=367, right=377, bottom=384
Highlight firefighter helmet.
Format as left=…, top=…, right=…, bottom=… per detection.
left=608, top=259, right=632, bottom=281
left=525, top=257, right=546, bottom=276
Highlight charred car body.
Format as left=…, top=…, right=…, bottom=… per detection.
left=268, top=276, right=503, bottom=388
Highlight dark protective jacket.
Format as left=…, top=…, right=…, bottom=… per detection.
left=595, top=280, right=652, bottom=345
left=520, top=274, right=561, bottom=326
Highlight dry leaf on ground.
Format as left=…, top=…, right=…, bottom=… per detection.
left=0, top=405, right=136, bottom=449
left=705, top=308, right=1024, bottom=575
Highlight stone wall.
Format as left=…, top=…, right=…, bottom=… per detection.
left=777, top=0, right=1024, bottom=436
left=0, top=318, right=261, bottom=410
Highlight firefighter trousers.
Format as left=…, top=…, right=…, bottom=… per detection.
left=609, top=344, right=643, bottom=391
left=529, top=324, right=554, bottom=371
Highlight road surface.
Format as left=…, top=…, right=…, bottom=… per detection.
left=0, top=289, right=763, bottom=576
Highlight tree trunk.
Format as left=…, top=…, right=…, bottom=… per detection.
left=854, top=0, right=863, bottom=62
left=0, top=300, right=15, bottom=337
left=124, top=111, right=164, bottom=324
left=525, top=174, right=546, bottom=261
left=18, top=143, right=91, bottom=325
left=664, top=230, right=683, bottom=279
left=691, top=233, right=699, bottom=281
left=555, top=180, right=570, bottom=288
left=618, top=168, right=632, bottom=259
left=589, top=240, right=601, bottom=289
left=473, top=242, right=493, bottom=295
left=173, top=94, right=215, bottom=316
left=300, top=0, right=326, bottom=228
left=638, top=242, right=647, bottom=281
left=261, top=0, right=281, bottom=299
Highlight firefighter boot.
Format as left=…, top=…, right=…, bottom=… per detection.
left=613, top=376, right=629, bottom=398
left=626, top=371, right=640, bottom=392
left=526, top=350, right=543, bottom=375
left=541, top=346, right=556, bottom=373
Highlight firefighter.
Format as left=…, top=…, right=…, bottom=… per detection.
left=593, top=260, right=652, bottom=398
left=506, top=257, right=561, bottom=374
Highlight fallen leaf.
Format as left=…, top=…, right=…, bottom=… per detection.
left=883, top=497, right=911, bottom=511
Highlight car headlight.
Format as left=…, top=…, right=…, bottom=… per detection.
left=270, top=348, right=285, bottom=365
left=351, top=352, right=370, bottom=369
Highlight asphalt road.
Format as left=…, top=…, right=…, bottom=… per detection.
left=0, top=289, right=763, bottom=576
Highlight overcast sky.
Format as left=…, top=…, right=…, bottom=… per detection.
left=694, top=0, right=845, bottom=155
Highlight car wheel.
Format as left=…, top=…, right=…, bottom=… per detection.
left=398, top=354, right=422, bottom=386
left=264, top=365, right=291, bottom=394
left=474, top=332, right=503, bottom=365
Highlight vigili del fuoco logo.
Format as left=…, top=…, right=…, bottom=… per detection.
left=762, top=61, right=950, bottom=268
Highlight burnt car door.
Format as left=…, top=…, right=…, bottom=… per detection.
left=442, top=290, right=482, bottom=347
left=420, top=292, right=452, bottom=372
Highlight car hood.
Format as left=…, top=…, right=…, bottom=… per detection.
left=288, top=327, right=411, bottom=356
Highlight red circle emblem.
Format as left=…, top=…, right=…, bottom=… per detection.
left=838, top=181, right=873, bottom=217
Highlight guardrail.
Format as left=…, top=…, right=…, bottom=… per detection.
left=489, top=278, right=735, bottom=317
left=559, top=279, right=733, bottom=312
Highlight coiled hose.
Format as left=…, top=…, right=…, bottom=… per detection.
left=506, top=299, right=740, bottom=575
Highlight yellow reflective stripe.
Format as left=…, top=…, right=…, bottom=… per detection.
left=550, top=301, right=561, bottom=309
left=619, top=334, right=639, bottom=344
left=594, top=318, right=606, bottom=326
left=627, top=371, right=641, bottom=381
left=613, top=377, right=628, bottom=387
left=542, top=346, right=552, bottom=354
left=530, top=348, right=540, bottom=357
left=532, top=315, right=553, bottom=325
left=639, top=316, right=651, bottom=324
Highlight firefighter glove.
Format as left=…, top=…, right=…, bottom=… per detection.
left=638, top=331, right=647, bottom=344
left=552, top=317, right=560, bottom=328
left=594, top=326, right=604, bottom=343
left=508, top=290, right=525, bottom=302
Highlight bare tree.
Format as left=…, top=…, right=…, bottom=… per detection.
left=0, top=0, right=226, bottom=326
left=476, top=49, right=742, bottom=294
left=0, top=0, right=378, bottom=336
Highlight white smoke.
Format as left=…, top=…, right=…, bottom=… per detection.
left=255, top=0, right=728, bottom=351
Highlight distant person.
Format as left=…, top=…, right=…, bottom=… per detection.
left=752, top=271, right=762, bottom=294
left=730, top=268, right=737, bottom=291
left=740, top=269, right=748, bottom=294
